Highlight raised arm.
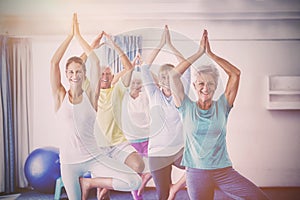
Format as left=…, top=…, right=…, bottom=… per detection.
left=74, top=14, right=102, bottom=108
left=170, top=30, right=206, bottom=107
left=145, top=26, right=166, bottom=66
left=205, top=31, right=241, bottom=106
left=165, top=25, right=184, bottom=63
left=50, top=14, right=74, bottom=112
left=80, top=31, right=104, bottom=63
left=132, top=53, right=142, bottom=68
left=174, top=30, right=206, bottom=75
left=103, top=32, right=134, bottom=87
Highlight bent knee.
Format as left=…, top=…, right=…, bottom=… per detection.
left=125, top=153, right=145, bottom=173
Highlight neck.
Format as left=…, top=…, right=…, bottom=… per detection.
left=162, top=88, right=172, bottom=97
left=197, top=99, right=212, bottom=110
left=130, top=91, right=139, bottom=99
left=69, top=87, right=83, bottom=98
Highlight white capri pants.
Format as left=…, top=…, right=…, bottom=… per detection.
left=61, top=154, right=142, bottom=200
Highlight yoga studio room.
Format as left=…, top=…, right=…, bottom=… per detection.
left=1, top=0, right=300, bottom=199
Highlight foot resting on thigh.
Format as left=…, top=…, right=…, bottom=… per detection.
left=167, top=184, right=178, bottom=200
left=97, top=188, right=110, bottom=200
left=138, top=173, right=152, bottom=196
left=79, top=177, right=91, bottom=200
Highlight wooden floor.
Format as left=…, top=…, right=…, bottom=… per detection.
left=1, top=187, right=300, bottom=200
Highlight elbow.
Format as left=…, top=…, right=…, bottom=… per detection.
left=50, top=59, right=58, bottom=66
left=50, top=55, right=63, bottom=68
left=236, top=67, right=241, bottom=76
left=50, top=61, right=60, bottom=72
left=233, top=66, right=241, bottom=78
left=228, top=67, right=241, bottom=82
left=233, top=68, right=241, bottom=83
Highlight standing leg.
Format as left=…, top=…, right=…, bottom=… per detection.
left=168, top=149, right=186, bottom=200
left=149, top=156, right=172, bottom=200
left=61, top=164, right=83, bottom=200
left=186, top=167, right=215, bottom=200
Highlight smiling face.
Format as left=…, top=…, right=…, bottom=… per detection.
left=158, top=64, right=174, bottom=90
left=193, top=72, right=217, bottom=103
left=65, top=60, right=85, bottom=87
left=158, top=70, right=170, bottom=89
left=130, top=77, right=143, bottom=94
left=100, top=67, right=114, bottom=89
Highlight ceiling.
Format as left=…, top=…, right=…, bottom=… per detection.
left=0, top=0, right=300, bottom=36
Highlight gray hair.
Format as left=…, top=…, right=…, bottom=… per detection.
left=131, top=71, right=142, bottom=81
left=159, top=63, right=175, bottom=73
left=192, top=64, right=219, bottom=86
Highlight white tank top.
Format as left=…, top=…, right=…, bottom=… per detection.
left=121, top=91, right=151, bottom=141
left=56, top=92, right=102, bottom=164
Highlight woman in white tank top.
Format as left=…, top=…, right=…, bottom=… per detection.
left=50, top=13, right=141, bottom=200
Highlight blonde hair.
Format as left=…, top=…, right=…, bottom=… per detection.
left=158, top=63, right=175, bottom=74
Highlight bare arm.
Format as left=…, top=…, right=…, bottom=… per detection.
left=145, top=26, right=166, bottom=66
left=74, top=14, right=102, bottom=108
left=170, top=30, right=207, bottom=107
left=169, top=67, right=185, bottom=107
left=174, top=30, right=206, bottom=75
left=104, top=32, right=134, bottom=87
left=80, top=31, right=104, bottom=63
left=50, top=14, right=74, bottom=112
left=205, top=32, right=241, bottom=106
left=165, top=25, right=184, bottom=63
left=132, top=53, right=141, bottom=68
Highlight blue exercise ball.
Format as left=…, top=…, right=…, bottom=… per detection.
left=24, top=147, right=61, bottom=193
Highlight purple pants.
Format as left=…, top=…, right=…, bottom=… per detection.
left=131, top=140, right=149, bottom=158
left=186, top=167, right=270, bottom=200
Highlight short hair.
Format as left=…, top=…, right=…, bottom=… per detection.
left=66, top=56, right=86, bottom=73
left=100, top=66, right=113, bottom=74
left=158, top=63, right=175, bottom=74
left=131, top=71, right=142, bottom=81
left=192, top=64, right=219, bottom=86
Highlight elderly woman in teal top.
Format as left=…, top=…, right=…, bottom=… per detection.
left=169, top=30, right=269, bottom=200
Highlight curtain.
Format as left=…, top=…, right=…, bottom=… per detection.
left=98, top=35, right=142, bottom=73
left=0, top=36, right=33, bottom=193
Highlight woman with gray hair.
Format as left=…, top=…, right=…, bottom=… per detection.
left=169, top=30, right=269, bottom=200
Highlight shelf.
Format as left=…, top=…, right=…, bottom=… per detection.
left=267, top=75, right=300, bottom=110
left=267, top=102, right=300, bottom=110
left=268, top=90, right=300, bottom=95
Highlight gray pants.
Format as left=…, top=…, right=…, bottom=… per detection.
left=186, top=167, right=270, bottom=200
left=149, top=148, right=185, bottom=200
